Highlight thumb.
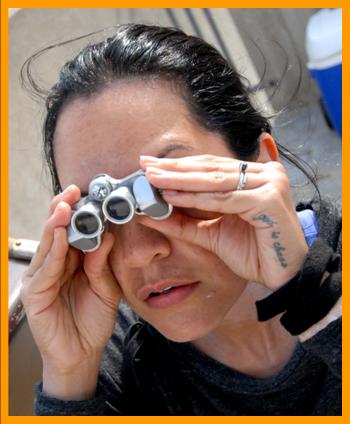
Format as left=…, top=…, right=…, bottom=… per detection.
left=139, top=210, right=220, bottom=253
left=84, top=232, right=121, bottom=304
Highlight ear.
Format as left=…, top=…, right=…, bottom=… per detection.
left=256, top=132, right=279, bottom=163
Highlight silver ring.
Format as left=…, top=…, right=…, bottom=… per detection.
left=239, top=161, right=248, bottom=173
left=236, top=161, right=248, bottom=190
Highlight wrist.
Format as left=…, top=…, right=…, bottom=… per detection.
left=268, top=242, right=309, bottom=290
left=42, top=354, right=102, bottom=401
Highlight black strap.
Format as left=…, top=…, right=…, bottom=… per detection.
left=256, top=239, right=341, bottom=335
left=280, top=272, right=341, bottom=335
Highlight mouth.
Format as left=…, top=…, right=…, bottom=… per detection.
left=138, top=280, right=200, bottom=309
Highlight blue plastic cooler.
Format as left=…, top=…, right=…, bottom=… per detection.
left=306, top=8, right=342, bottom=137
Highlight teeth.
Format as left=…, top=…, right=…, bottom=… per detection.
left=149, top=286, right=173, bottom=297
left=160, top=286, right=173, bottom=293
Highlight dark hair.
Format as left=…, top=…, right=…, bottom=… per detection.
left=22, top=23, right=317, bottom=196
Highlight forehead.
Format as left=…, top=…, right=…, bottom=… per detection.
left=54, top=79, right=232, bottom=191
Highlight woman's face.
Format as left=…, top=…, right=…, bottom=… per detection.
left=54, top=80, right=248, bottom=342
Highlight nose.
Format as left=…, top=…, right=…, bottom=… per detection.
left=110, top=218, right=171, bottom=268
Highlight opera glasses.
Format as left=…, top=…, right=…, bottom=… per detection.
left=67, top=170, right=173, bottom=252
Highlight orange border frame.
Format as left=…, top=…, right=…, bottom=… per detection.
left=1, top=2, right=347, bottom=423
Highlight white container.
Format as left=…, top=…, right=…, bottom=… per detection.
left=306, top=8, right=342, bottom=69
left=306, top=8, right=342, bottom=137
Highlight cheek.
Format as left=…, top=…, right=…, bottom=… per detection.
left=141, top=284, right=247, bottom=343
left=107, top=233, right=248, bottom=342
left=107, top=238, right=130, bottom=295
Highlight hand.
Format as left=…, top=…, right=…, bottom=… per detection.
left=140, top=154, right=308, bottom=290
left=20, top=186, right=121, bottom=387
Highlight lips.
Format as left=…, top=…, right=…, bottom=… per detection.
left=146, top=282, right=199, bottom=309
left=138, top=280, right=199, bottom=302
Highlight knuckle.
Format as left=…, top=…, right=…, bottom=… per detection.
left=278, top=173, right=290, bottom=191
left=198, top=154, right=216, bottom=162
left=268, top=161, right=285, bottom=173
left=210, top=171, right=226, bottom=185
left=212, top=190, right=232, bottom=202
left=19, top=285, right=28, bottom=305
left=265, top=163, right=289, bottom=186
left=262, top=183, right=280, bottom=204
left=205, top=162, right=221, bottom=172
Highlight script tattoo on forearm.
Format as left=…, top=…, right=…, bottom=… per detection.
left=252, top=214, right=277, bottom=227
left=273, top=241, right=288, bottom=268
left=252, top=214, right=288, bottom=268
left=271, top=231, right=288, bottom=268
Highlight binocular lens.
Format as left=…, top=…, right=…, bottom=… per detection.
left=74, top=212, right=100, bottom=235
left=105, top=198, right=131, bottom=221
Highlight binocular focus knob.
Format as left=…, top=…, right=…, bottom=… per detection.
left=89, top=175, right=113, bottom=201
left=91, top=184, right=109, bottom=200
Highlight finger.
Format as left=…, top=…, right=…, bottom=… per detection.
left=146, top=167, right=266, bottom=192
left=162, top=177, right=297, bottom=229
left=60, top=247, right=84, bottom=284
left=84, top=232, right=120, bottom=304
left=27, top=185, right=81, bottom=277
left=26, top=226, right=69, bottom=294
left=160, top=185, right=289, bottom=227
left=26, top=201, right=72, bottom=277
left=140, top=154, right=263, bottom=173
left=161, top=187, right=259, bottom=214
left=139, top=211, right=217, bottom=253
left=48, top=184, right=81, bottom=217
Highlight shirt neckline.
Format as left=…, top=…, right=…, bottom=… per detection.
left=167, top=338, right=306, bottom=394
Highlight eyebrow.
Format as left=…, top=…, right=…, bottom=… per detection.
left=80, top=143, right=195, bottom=196
left=157, top=143, right=195, bottom=158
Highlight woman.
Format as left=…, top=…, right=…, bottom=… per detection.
left=20, top=24, right=341, bottom=415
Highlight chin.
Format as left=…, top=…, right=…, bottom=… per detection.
left=148, top=313, right=224, bottom=343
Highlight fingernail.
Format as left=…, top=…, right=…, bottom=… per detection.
left=67, top=184, right=77, bottom=193
left=140, top=155, right=159, bottom=162
left=57, top=201, right=66, bottom=210
left=146, top=166, right=163, bottom=175
left=62, top=185, right=75, bottom=194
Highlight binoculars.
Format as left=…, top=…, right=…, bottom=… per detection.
left=67, top=170, right=173, bottom=252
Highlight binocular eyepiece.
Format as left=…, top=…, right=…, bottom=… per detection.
left=67, top=170, right=172, bottom=252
